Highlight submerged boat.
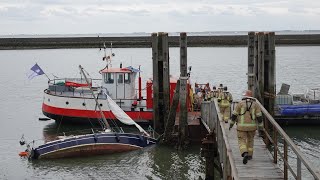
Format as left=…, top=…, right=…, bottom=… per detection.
left=42, top=48, right=193, bottom=124
left=20, top=65, right=157, bottom=159
left=275, top=83, right=320, bottom=124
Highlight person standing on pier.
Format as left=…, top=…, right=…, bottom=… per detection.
left=212, top=86, right=219, bottom=98
left=217, top=86, right=233, bottom=123
left=229, top=90, right=263, bottom=164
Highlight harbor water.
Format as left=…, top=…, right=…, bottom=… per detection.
left=0, top=46, right=319, bottom=179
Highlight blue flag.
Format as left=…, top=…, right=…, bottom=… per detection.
left=27, top=63, right=45, bottom=80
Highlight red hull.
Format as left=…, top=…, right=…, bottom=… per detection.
left=42, top=103, right=153, bottom=122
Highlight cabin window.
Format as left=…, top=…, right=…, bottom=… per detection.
left=124, top=73, right=131, bottom=84
left=118, top=74, right=124, bottom=84
left=104, top=73, right=114, bottom=84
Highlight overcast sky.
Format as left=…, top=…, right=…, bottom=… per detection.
left=0, top=0, right=319, bottom=35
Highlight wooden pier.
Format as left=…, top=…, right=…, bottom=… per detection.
left=201, top=100, right=320, bottom=180
left=226, top=123, right=283, bottom=179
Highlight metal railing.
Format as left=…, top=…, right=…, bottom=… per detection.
left=255, top=100, right=320, bottom=180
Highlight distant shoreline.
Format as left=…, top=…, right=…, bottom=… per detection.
left=1, top=34, right=320, bottom=49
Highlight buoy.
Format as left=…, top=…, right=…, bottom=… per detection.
left=19, top=151, right=29, bottom=157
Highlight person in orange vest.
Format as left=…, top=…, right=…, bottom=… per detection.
left=229, top=90, right=263, bottom=164
left=217, top=86, right=233, bottom=123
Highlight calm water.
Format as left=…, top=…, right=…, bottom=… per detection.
left=0, top=46, right=319, bottom=179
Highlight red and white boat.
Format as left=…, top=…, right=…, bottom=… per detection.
left=42, top=55, right=193, bottom=124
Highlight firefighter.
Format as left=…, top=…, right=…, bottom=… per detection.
left=218, top=83, right=224, bottom=93
left=212, top=86, right=219, bottom=98
left=217, top=86, right=233, bottom=123
left=229, top=90, right=263, bottom=164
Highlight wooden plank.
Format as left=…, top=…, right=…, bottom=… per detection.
left=223, top=121, right=283, bottom=179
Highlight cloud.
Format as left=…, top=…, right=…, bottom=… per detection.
left=0, top=0, right=319, bottom=34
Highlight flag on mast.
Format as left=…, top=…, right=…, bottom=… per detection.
left=27, top=63, right=45, bottom=80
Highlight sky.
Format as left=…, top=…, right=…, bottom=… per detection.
left=0, top=0, right=319, bottom=35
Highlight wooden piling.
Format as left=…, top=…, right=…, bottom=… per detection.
left=178, top=32, right=189, bottom=149
left=152, top=33, right=160, bottom=133
left=267, top=32, right=276, bottom=116
left=152, top=32, right=170, bottom=134
left=248, top=32, right=255, bottom=92
left=162, top=33, right=170, bottom=128
left=249, top=32, right=276, bottom=145
left=257, top=32, right=265, bottom=103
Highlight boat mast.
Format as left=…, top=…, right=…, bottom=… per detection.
left=79, top=65, right=111, bottom=130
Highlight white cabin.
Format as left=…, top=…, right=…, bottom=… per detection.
left=100, top=67, right=137, bottom=109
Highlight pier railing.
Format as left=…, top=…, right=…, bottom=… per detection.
left=202, top=99, right=320, bottom=179
left=255, top=100, right=320, bottom=180
left=201, top=100, right=239, bottom=180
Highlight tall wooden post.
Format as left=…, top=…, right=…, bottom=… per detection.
left=248, top=32, right=276, bottom=145
left=257, top=32, right=265, bottom=103
left=248, top=32, right=255, bottom=92
left=152, top=32, right=170, bottom=134
left=162, top=33, right=170, bottom=128
left=178, top=32, right=189, bottom=149
left=152, top=33, right=160, bottom=133
left=267, top=32, right=276, bottom=116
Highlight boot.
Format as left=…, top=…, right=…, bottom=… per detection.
left=242, top=152, right=249, bottom=164
left=248, top=155, right=252, bottom=160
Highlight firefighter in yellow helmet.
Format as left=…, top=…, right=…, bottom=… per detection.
left=229, top=90, right=263, bottom=164
left=217, top=86, right=233, bottom=123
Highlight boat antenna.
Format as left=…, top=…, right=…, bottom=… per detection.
left=79, top=65, right=111, bottom=131
left=101, top=42, right=115, bottom=70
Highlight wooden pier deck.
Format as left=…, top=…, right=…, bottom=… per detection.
left=201, top=100, right=320, bottom=180
left=225, top=122, right=283, bottom=179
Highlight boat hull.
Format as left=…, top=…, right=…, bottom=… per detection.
left=31, top=133, right=156, bottom=159
left=42, top=104, right=153, bottom=124
left=42, top=92, right=153, bottom=124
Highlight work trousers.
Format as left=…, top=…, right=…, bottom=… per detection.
left=237, top=130, right=256, bottom=156
left=219, top=106, right=230, bottom=122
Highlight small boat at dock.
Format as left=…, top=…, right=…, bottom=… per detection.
left=275, top=84, right=320, bottom=125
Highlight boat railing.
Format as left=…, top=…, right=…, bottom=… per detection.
left=48, top=78, right=102, bottom=86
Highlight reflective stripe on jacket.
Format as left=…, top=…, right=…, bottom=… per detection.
left=218, top=92, right=233, bottom=107
left=232, top=98, right=262, bottom=131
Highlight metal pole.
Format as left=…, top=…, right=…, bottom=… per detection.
left=79, top=65, right=110, bottom=130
